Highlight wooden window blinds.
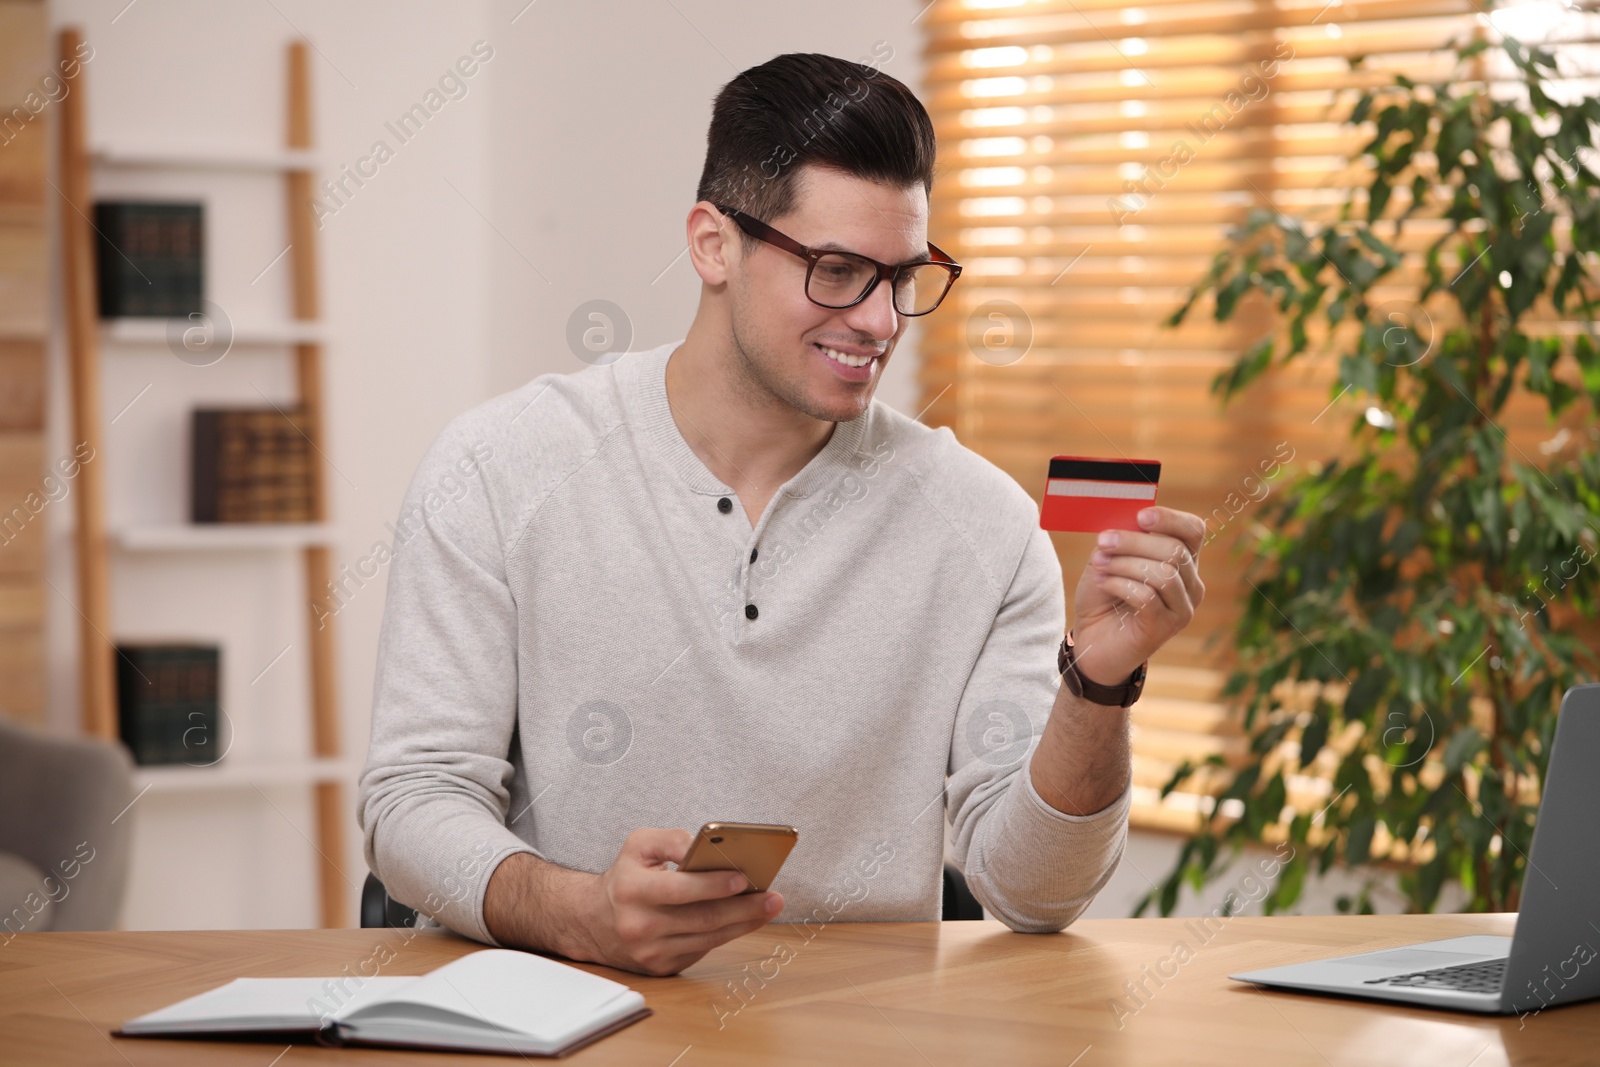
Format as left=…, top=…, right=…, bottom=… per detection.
left=916, top=0, right=1598, bottom=831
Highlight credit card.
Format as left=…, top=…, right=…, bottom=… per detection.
left=1039, top=456, right=1161, bottom=533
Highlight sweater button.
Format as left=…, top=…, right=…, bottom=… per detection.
left=750, top=547, right=758, bottom=563
left=718, top=497, right=732, bottom=514
left=745, top=603, right=758, bottom=620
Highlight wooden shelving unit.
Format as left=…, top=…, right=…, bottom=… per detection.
left=112, top=524, right=335, bottom=552
left=132, top=757, right=361, bottom=795
left=101, top=318, right=325, bottom=346
left=0, top=0, right=50, bottom=726
left=56, top=30, right=348, bottom=928
left=91, top=144, right=320, bottom=173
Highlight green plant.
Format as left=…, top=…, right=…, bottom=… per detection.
left=1139, top=33, right=1600, bottom=917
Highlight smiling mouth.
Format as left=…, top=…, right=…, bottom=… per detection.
left=814, top=343, right=879, bottom=369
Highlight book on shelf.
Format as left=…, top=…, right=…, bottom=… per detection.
left=114, top=643, right=222, bottom=766
left=93, top=201, right=204, bottom=318
left=192, top=407, right=315, bottom=523
left=113, top=947, right=652, bottom=1057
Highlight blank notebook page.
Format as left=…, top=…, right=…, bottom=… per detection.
left=131, top=976, right=415, bottom=1027
left=338, top=949, right=641, bottom=1039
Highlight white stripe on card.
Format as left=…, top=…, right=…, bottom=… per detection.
left=1046, top=479, right=1159, bottom=500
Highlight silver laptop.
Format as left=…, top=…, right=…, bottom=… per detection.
left=1230, top=683, right=1600, bottom=1016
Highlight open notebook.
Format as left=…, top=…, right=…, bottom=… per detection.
left=112, top=948, right=651, bottom=1057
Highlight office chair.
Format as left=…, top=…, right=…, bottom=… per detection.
left=941, top=862, right=984, bottom=920
left=361, top=862, right=986, bottom=928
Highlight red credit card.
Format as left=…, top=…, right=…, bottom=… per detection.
left=1039, top=455, right=1161, bottom=533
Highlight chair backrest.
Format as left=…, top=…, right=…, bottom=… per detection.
left=942, top=862, right=984, bottom=920
left=361, top=871, right=420, bottom=929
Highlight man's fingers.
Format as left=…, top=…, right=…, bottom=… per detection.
left=1094, top=572, right=1162, bottom=617
left=670, top=888, right=779, bottom=935
left=623, top=827, right=694, bottom=866
left=1096, top=529, right=1193, bottom=572
left=1178, top=554, right=1204, bottom=607
left=617, top=883, right=774, bottom=940
left=647, top=869, right=753, bottom=907
left=1093, top=528, right=1204, bottom=609
left=1137, top=506, right=1206, bottom=555
left=1096, top=555, right=1193, bottom=619
left=602, top=830, right=783, bottom=975
left=661, top=893, right=782, bottom=951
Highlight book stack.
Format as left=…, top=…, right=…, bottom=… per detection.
left=114, top=644, right=222, bottom=766
left=191, top=408, right=315, bottom=523
left=93, top=201, right=204, bottom=318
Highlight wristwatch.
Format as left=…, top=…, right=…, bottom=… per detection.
left=1057, top=630, right=1146, bottom=707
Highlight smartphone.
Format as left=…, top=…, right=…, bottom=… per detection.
left=678, top=821, right=799, bottom=893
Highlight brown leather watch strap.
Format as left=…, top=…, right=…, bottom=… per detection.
left=1057, top=630, right=1146, bottom=707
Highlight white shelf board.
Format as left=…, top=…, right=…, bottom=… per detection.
left=113, top=524, right=335, bottom=551
left=91, top=143, right=317, bottom=172
left=102, top=318, right=324, bottom=346
left=133, top=757, right=359, bottom=794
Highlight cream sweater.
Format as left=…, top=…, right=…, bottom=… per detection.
left=358, top=340, right=1131, bottom=945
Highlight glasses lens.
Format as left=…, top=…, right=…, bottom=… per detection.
left=806, top=254, right=956, bottom=315
left=894, top=263, right=955, bottom=315
left=807, top=253, right=876, bottom=308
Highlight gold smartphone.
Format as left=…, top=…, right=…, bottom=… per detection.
left=678, top=821, right=799, bottom=893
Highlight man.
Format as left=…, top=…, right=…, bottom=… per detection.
left=358, top=52, right=1205, bottom=978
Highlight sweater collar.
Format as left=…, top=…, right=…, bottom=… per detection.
left=632, top=339, right=870, bottom=501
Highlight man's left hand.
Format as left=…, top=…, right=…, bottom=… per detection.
left=1068, top=506, right=1206, bottom=688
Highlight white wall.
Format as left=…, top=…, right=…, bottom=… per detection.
left=479, top=0, right=927, bottom=409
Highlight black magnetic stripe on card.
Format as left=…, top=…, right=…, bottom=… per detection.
left=1048, top=458, right=1161, bottom=483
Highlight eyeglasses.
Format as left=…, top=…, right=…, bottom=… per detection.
left=715, top=204, right=962, bottom=317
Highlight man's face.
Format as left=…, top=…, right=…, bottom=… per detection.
left=724, top=165, right=928, bottom=424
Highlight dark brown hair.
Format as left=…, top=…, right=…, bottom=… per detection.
left=695, top=51, right=938, bottom=254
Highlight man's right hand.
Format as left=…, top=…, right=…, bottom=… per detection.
left=483, top=827, right=784, bottom=977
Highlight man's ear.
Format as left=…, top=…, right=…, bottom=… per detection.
left=687, top=201, right=737, bottom=287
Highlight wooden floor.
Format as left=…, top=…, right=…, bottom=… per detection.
left=0, top=913, right=1588, bottom=1065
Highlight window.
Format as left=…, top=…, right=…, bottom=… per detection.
left=919, top=0, right=1598, bottom=830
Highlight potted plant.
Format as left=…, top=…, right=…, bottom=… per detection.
left=1140, top=32, right=1600, bottom=917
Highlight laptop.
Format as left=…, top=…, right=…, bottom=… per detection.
left=1230, top=683, right=1600, bottom=1017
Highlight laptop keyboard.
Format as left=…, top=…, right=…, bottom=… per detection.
left=1363, top=957, right=1506, bottom=994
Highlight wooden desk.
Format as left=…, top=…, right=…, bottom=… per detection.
left=1, top=914, right=1589, bottom=1065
